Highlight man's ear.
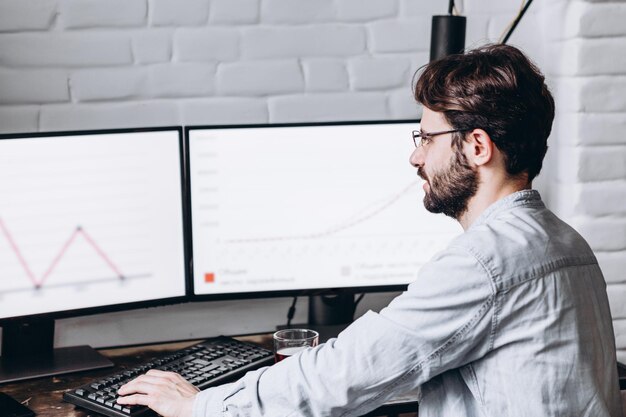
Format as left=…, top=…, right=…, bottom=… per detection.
left=463, top=128, right=494, bottom=167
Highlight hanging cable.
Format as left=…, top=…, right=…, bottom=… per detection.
left=353, top=293, right=365, bottom=316
left=286, top=296, right=298, bottom=328
left=500, top=0, right=535, bottom=44
left=448, top=0, right=454, bottom=15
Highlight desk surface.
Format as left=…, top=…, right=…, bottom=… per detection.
left=1, top=334, right=418, bottom=417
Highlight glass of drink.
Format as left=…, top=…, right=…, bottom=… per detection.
left=273, top=328, right=319, bottom=362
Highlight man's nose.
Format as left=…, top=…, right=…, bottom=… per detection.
left=409, top=146, right=424, bottom=168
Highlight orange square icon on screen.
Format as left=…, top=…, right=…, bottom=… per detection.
left=204, top=273, right=215, bottom=283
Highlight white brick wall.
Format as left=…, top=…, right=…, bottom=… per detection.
left=0, top=33, right=133, bottom=67
left=6, top=0, right=626, bottom=361
left=0, top=68, right=69, bottom=104
left=545, top=0, right=626, bottom=361
left=0, top=0, right=497, bottom=133
left=174, top=28, right=239, bottom=62
left=260, top=0, right=335, bottom=24
left=60, top=0, right=147, bottom=29
left=241, top=26, right=367, bottom=59
left=0, top=0, right=57, bottom=32
left=302, top=59, right=349, bottom=92
left=336, top=0, right=398, bottom=22
left=209, top=0, right=259, bottom=24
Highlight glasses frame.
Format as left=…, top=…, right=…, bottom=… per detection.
left=412, top=129, right=468, bottom=148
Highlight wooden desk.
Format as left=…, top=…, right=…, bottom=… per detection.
left=0, top=334, right=418, bottom=417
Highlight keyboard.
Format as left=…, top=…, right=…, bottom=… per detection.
left=63, top=336, right=274, bottom=417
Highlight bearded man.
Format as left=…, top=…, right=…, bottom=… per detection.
left=118, top=44, right=622, bottom=417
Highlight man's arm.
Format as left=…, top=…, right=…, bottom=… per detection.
left=119, top=245, right=496, bottom=417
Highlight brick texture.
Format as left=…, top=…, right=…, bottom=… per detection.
left=336, top=0, right=398, bottom=22
left=0, top=69, right=69, bottom=104
left=261, top=0, right=334, bottom=24
left=0, top=0, right=57, bottom=32
left=597, top=251, right=626, bottom=285
left=209, top=0, right=259, bottom=24
left=0, top=106, right=39, bottom=133
left=242, top=26, right=366, bottom=59
left=174, top=28, right=239, bottom=62
left=150, top=0, right=209, bottom=26
left=303, top=59, right=348, bottom=92
left=217, top=60, right=303, bottom=96
left=578, top=147, right=626, bottom=182
left=348, top=56, right=411, bottom=91
left=0, top=33, right=132, bottom=67
left=368, top=19, right=430, bottom=53
left=148, top=64, right=216, bottom=98
left=388, top=88, right=421, bottom=120
left=608, top=285, right=626, bottom=320
left=132, top=30, right=173, bottom=64
left=577, top=183, right=626, bottom=216
left=61, top=0, right=147, bottom=29
left=70, top=68, right=147, bottom=102
left=269, top=93, right=387, bottom=123
left=40, top=102, right=180, bottom=131
left=580, top=2, right=626, bottom=38
left=573, top=218, right=626, bottom=252
left=180, top=98, right=268, bottom=125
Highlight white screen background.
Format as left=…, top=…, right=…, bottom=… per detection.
left=190, top=123, right=462, bottom=295
left=0, top=131, right=187, bottom=319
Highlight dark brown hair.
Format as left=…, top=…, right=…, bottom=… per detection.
left=414, top=44, right=555, bottom=182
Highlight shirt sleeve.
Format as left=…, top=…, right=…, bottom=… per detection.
left=193, top=245, right=496, bottom=417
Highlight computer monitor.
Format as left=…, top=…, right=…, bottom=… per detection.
left=186, top=121, right=462, bottom=307
left=0, top=127, right=188, bottom=383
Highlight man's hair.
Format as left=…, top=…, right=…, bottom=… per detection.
left=413, top=44, right=555, bottom=182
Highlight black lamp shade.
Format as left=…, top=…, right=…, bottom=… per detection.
left=430, top=15, right=466, bottom=61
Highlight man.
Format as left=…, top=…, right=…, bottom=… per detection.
left=117, top=44, right=622, bottom=416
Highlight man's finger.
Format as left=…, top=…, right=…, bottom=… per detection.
left=146, top=369, right=185, bottom=383
left=116, top=393, right=151, bottom=406
left=118, top=377, right=168, bottom=396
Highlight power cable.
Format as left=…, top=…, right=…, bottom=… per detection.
left=286, top=296, right=298, bottom=328
left=501, top=0, right=535, bottom=44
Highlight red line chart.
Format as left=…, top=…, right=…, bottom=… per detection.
left=0, top=218, right=125, bottom=289
left=223, top=180, right=420, bottom=244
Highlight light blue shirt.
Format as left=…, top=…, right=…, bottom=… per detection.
left=194, top=190, right=622, bottom=417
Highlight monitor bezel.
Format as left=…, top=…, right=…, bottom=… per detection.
left=185, top=119, right=420, bottom=302
left=0, top=126, right=190, bottom=323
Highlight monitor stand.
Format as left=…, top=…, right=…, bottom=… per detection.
left=0, top=320, right=113, bottom=384
left=274, top=292, right=356, bottom=342
left=307, top=292, right=355, bottom=326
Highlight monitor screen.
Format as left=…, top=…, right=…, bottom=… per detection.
left=0, top=128, right=187, bottom=320
left=187, top=121, right=462, bottom=297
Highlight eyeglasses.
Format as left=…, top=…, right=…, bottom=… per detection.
left=411, top=129, right=467, bottom=148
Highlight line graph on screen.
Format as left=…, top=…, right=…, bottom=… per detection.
left=223, top=181, right=420, bottom=244
left=0, top=217, right=151, bottom=294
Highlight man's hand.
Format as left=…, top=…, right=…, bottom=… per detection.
left=117, top=369, right=200, bottom=417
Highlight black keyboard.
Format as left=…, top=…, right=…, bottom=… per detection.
left=63, top=336, right=274, bottom=417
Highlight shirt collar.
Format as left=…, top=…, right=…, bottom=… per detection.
left=468, top=189, right=544, bottom=231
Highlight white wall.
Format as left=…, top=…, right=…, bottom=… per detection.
left=8, top=0, right=625, bottom=359
left=541, top=0, right=626, bottom=362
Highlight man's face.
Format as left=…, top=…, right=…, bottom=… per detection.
left=410, top=107, right=479, bottom=220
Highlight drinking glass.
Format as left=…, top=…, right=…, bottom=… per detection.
left=273, top=329, right=319, bottom=362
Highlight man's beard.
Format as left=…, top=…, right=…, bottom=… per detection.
left=418, top=149, right=479, bottom=220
